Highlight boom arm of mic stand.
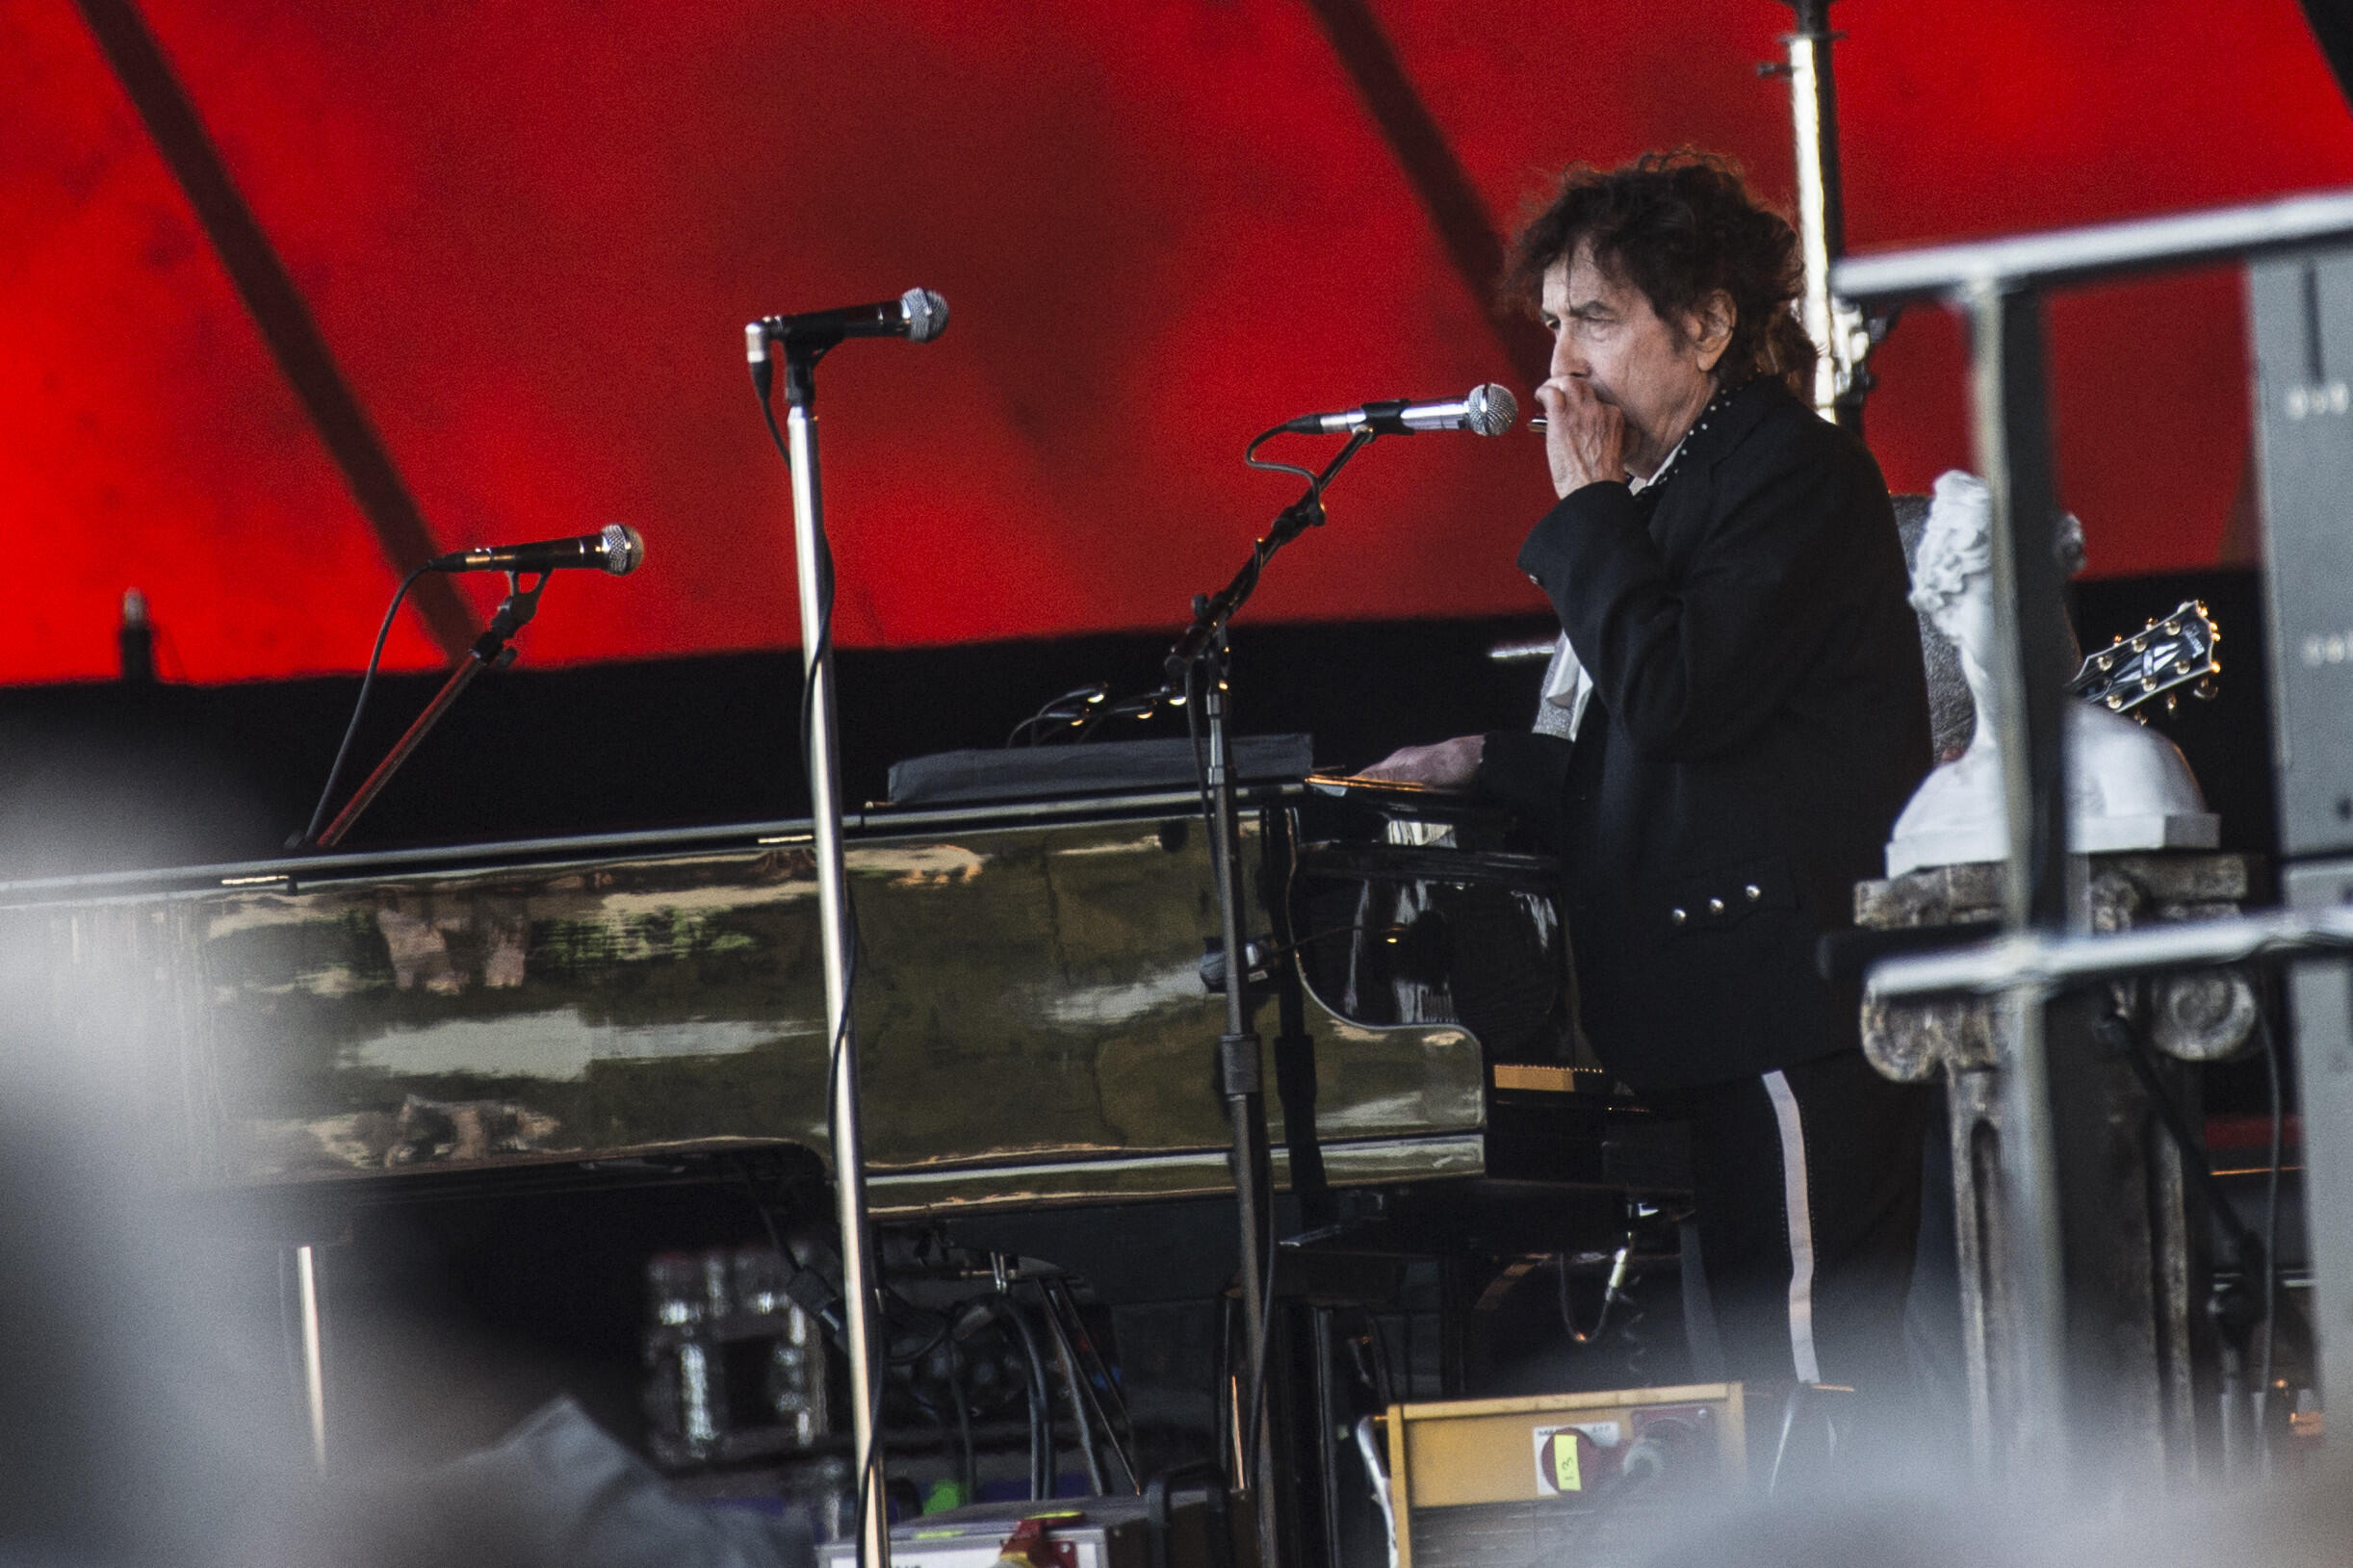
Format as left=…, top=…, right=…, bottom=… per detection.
left=311, top=573, right=548, bottom=850
left=1161, top=428, right=1375, bottom=686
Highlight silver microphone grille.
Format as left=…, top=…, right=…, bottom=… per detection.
left=600, top=523, right=645, bottom=576
left=1463, top=383, right=1517, bottom=437
left=900, top=287, right=949, bottom=344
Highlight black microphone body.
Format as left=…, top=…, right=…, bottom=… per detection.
left=431, top=524, right=643, bottom=577
left=747, top=287, right=949, bottom=363
left=1280, top=383, right=1517, bottom=437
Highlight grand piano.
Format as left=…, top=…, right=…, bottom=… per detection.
left=0, top=766, right=1661, bottom=1214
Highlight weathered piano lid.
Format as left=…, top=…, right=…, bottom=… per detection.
left=0, top=788, right=1487, bottom=1214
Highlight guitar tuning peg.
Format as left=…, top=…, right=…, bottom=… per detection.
left=2165, top=693, right=2179, bottom=715
left=2107, top=693, right=2126, bottom=710
left=2096, top=653, right=2114, bottom=672
left=2132, top=634, right=2149, bottom=652
left=2195, top=678, right=2219, bottom=700
left=2164, top=619, right=2182, bottom=635
left=2134, top=707, right=2152, bottom=725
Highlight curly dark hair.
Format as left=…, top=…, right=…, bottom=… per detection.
left=1506, top=149, right=1816, bottom=398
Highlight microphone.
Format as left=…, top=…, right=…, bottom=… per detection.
left=746, top=287, right=949, bottom=362
left=430, top=524, right=644, bottom=577
left=1280, top=383, right=1518, bottom=437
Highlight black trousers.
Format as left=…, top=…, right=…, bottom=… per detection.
left=1647, top=1049, right=1928, bottom=1398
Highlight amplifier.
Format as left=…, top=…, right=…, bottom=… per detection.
left=2250, top=245, right=2353, bottom=858
left=1382, top=1384, right=1745, bottom=1568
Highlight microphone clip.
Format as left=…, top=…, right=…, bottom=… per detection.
left=472, top=570, right=549, bottom=666
left=745, top=319, right=831, bottom=408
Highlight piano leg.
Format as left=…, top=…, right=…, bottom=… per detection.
left=293, top=1243, right=327, bottom=1470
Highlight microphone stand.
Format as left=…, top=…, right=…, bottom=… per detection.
left=310, top=572, right=547, bottom=850
left=774, top=335, right=892, bottom=1568
left=1166, top=426, right=1374, bottom=1568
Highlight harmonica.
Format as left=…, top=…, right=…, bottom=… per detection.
left=1528, top=417, right=1549, bottom=431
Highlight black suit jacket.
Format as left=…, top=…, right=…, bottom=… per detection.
left=1480, top=377, right=1930, bottom=1092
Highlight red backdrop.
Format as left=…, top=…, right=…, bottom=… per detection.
left=6, top=0, right=2352, bottom=683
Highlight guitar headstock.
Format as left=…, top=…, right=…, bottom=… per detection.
left=2067, top=598, right=2220, bottom=720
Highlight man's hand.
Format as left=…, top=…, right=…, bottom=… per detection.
left=1358, top=733, right=1485, bottom=789
left=1537, top=375, right=1625, bottom=499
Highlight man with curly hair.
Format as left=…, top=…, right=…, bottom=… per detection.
left=1370, top=152, right=1934, bottom=1414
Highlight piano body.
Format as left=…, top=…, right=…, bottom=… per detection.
left=0, top=781, right=1640, bottom=1213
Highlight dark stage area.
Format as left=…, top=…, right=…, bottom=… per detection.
left=14, top=0, right=2353, bottom=1556
left=0, top=567, right=2280, bottom=881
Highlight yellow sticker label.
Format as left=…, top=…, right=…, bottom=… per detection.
left=1551, top=1436, right=1581, bottom=1492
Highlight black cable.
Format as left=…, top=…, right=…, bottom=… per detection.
left=1077, top=700, right=1129, bottom=747
left=903, top=1384, right=957, bottom=1493
left=758, top=388, right=837, bottom=818
left=1555, top=1236, right=1634, bottom=1345
left=939, top=1292, right=1056, bottom=1499
left=987, top=1295, right=1055, bottom=1500
left=949, top=1342, right=977, bottom=1501
left=297, top=561, right=433, bottom=847
left=742, top=1165, right=789, bottom=1255
left=1237, top=1215, right=1280, bottom=1492
left=1007, top=683, right=1110, bottom=747
left=1241, top=424, right=1325, bottom=490
left=1048, top=1275, right=1141, bottom=1488
left=2101, top=995, right=2303, bottom=1464
left=2096, top=1010, right=2265, bottom=1265
left=757, top=360, right=889, bottom=1554
left=1617, top=1279, right=1651, bottom=1386
left=1041, top=1288, right=1108, bottom=1494
left=1184, top=657, right=1212, bottom=828
left=1357, top=1308, right=1397, bottom=1411
left=735, top=1164, right=851, bottom=1348
left=887, top=1310, right=953, bottom=1368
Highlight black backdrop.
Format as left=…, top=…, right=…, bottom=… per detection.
left=0, top=568, right=2277, bottom=883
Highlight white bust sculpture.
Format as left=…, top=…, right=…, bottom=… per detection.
left=1884, top=470, right=2218, bottom=878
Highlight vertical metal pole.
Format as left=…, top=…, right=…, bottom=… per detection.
left=1313, top=1306, right=1344, bottom=1568
left=785, top=384, right=891, bottom=1568
left=1205, top=671, right=1280, bottom=1567
left=1783, top=0, right=1849, bottom=424
left=1965, top=279, right=2075, bottom=1481
left=296, top=1244, right=327, bottom=1472
left=2286, top=869, right=2353, bottom=1455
